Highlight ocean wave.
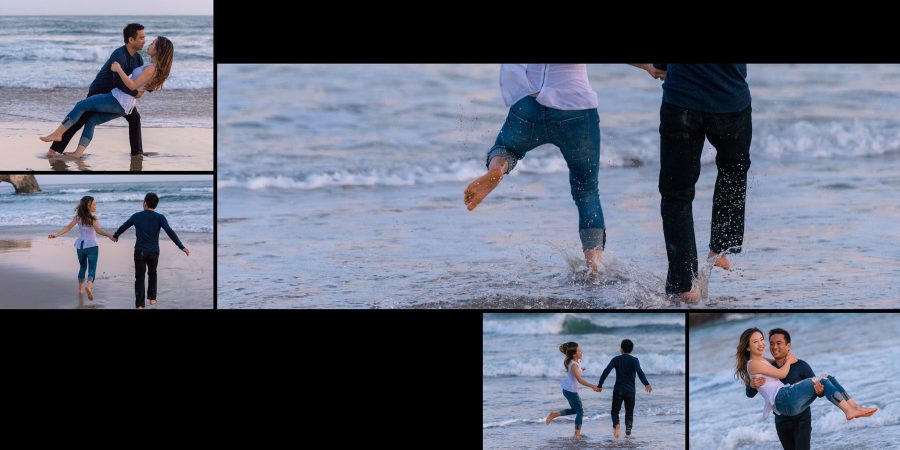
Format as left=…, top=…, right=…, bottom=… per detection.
left=483, top=353, right=685, bottom=377
left=483, top=314, right=684, bottom=336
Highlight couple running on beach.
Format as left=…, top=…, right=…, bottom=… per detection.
left=48, top=192, right=189, bottom=308
left=40, top=23, right=175, bottom=159
left=464, top=64, right=752, bottom=301
left=545, top=339, right=652, bottom=439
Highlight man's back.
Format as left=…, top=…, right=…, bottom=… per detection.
left=599, top=354, right=650, bottom=393
left=115, top=210, right=184, bottom=253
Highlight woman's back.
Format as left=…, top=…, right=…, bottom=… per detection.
left=75, top=217, right=98, bottom=249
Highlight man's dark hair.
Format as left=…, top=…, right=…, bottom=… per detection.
left=621, top=339, right=634, bottom=354
left=768, top=328, right=791, bottom=344
left=124, top=23, right=144, bottom=44
left=145, top=192, right=159, bottom=209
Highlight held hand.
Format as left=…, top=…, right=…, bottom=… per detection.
left=48, top=233, right=56, bottom=239
left=111, top=61, right=122, bottom=73
left=597, top=387, right=602, bottom=393
left=751, top=377, right=766, bottom=389
left=109, top=235, right=118, bottom=242
left=813, top=379, right=825, bottom=396
left=182, top=247, right=190, bottom=256
left=646, top=385, right=652, bottom=393
left=592, top=386, right=601, bottom=392
left=135, top=91, right=144, bottom=99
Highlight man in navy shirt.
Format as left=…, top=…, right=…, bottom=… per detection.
left=48, top=23, right=146, bottom=158
left=598, top=339, right=652, bottom=438
left=650, top=64, right=753, bottom=300
left=745, top=328, right=824, bottom=450
left=113, top=192, right=190, bottom=308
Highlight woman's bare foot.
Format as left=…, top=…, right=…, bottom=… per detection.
left=464, top=167, right=504, bottom=211
left=63, top=148, right=86, bottom=159
left=78, top=281, right=84, bottom=294
left=573, top=430, right=582, bottom=439
left=85, top=281, right=94, bottom=301
left=40, top=125, right=66, bottom=142
left=584, top=249, right=604, bottom=275
left=614, top=424, right=621, bottom=438
left=545, top=411, right=561, bottom=424
left=857, top=406, right=877, bottom=417
left=708, top=251, right=732, bottom=270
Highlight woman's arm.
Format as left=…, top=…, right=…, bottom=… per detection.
left=571, top=362, right=601, bottom=391
left=111, top=62, right=156, bottom=91
left=628, top=63, right=666, bottom=80
left=92, top=218, right=114, bottom=239
left=49, top=217, right=78, bottom=238
left=749, top=357, right=793, bottom=380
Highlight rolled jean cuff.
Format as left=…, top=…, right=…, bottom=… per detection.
left=79, top=135, right=92, bottom=148
left=486, top=146, right=519, bottom=174
left=580, top=227, right=606, bottom=250
left=62, top=116, right=76, bottom=129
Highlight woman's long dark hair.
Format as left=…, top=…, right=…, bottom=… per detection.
left=559, top=342, right=579, bottom=371
left=735, top=327, right=764, bottom=387
left=147, top=36, right=173, bottom=92
left=75, top=196, right=95, bottom=226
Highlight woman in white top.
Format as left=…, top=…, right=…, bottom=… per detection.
left=464, top=64, right=663, bottom=276
left=41, top=36, right=174, bottom=159
left=735, top=328, right=877, bottom=423
left=545, top=341, right=601, bottom=439
left=48, top=196, right=117, bottom=300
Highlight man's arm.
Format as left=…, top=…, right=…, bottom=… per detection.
left=796, top=360, right=824, bottom=397
left=110, top=48, right=140, bottom=96
left=160, top=216, right=187, bottom=252
left=113, top=215, right=136, bottom=239
left=598, top=360, right=615, bottom=388
left=634, top=358, right=650, bottom=387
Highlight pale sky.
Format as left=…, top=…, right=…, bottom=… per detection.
left=36, top=175, right=212, bottom=185
left=1, top=0, right=213, bottom=15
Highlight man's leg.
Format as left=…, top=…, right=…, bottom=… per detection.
left=134, top=250, right=147, bottom=308
left=705, top=106, right=752, bottom=265
left=611, top=390, right=624, bottom=437
left=124, top=107, right=143, bottom=155
left=659, top=102, right=706, bottom=297
left=146, top=251, right=159, bottom=304
left=794, top=414, right=811, bottom=450
left=775, top=420, right=796, bottom=450
left=623, top=392, right=635, bottom=436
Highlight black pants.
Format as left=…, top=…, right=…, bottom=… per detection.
left=134, top=250, right=159, bottom=308
left=611, top=390, right=635, bottom=433
left=659, top=101, right=752, bottom=294
left=775, top=415, right=811, bottom=450
left=50, top=91, right=143, bottom=155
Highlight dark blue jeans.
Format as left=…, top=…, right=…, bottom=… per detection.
left=76, top=244, right=99, bottom=282
left=659, top=101, right=752, bottom=294
left=775, top=375, right=849, bottom=417
left=61, top=93, right=126, bottom=148
left=560, top=389, right=584, bottom=430
left=486, top=96, right=605, bottom=250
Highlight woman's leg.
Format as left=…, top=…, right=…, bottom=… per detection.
left=67, top=112, right=123, bottom=158
left=42, top=95, right=125, bottom=142
left=551, top=108, right=605, bottom=272
left=76, top=248, right=88, bottom=292
left=464, top=97, right=543, bottom=211
left=820, top=376, right=877, bottom=418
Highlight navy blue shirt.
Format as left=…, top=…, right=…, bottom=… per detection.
left=655, top=64, right=750, bottom=113
left=598, top=354, right=650, bottom=393
left=114, top=210, right=185, bottom=253
left=746, top=359, right=816, bottom=423
left=89, top=45, right=143, bottom=96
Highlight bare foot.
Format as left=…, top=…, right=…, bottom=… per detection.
left=708, top=251, right=732, bottom=270
left=614, top=424, right=621, bottom=439
left=149, top=299, right=158, bottom=305
left=679, top=289, right=699, bottom=302
left=859, top=406, right=877, bottom=417
left=464, top=167, right=504, bottom=211
left=40, top=133, right=62, bottom=142
left=573, top=431, right=582, bottom=439
left=78, top=282, right=85, bottom=294
left=137, top=306, right=144, bottom=309
left=47, top=150, right=61, bottom=158
left=845, top=407, right=877, bottom=420
left=85, top=282, right=94, bottom=301
left=584, top=249, right=604, bottom=276
left=545, top=411, right=560, bottom=425
left=63, top=150, right=85, bottom=159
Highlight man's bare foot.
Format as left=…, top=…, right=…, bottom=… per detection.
left=47, top=150, right=61, bottom=158
left=614, top=424, right=621, bottom=439
left=149, top=299, right=157, bottom=305
left=679, top=289, right=699, bottom=302
left=545, top=411, right=560, bottom=424
left=464, top=167, right=504, bottom=211
left=137, top=306, right=144, bottom=309
left=85, top=282, right=94, bottom=301
left=708, top=251, right=732, bottom=270
left=585, top=249, right=604, bottom=275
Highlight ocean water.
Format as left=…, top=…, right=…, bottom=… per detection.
left=0, top=16, right=213, bottom=127
left=0, top=179, right=213, bottom=233
left=216, top=64, right=900, bottom=308
left=483, top=313, right=685, bottom=449
left=689, top=313, right=900, bottom=450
